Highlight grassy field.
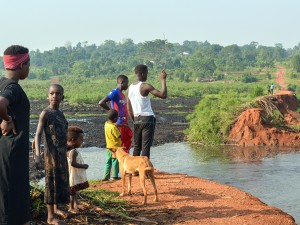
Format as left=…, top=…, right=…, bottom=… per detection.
left=19, top=72, right=274, bottom=104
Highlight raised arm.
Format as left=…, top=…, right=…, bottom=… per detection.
left=141, top=70, right=167, bottom=99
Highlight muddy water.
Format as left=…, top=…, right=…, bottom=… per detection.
left=78, top=143, right=300, bottom=223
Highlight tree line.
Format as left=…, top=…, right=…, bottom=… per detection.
left=1, top=39, right=300, bottom=81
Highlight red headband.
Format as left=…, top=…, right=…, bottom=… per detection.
left=3, top=53, right=30, bottom=69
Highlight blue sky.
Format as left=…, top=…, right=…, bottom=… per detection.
left=1, top=0, right=300, bottom=54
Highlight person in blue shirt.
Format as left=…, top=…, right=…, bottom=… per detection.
left=270, top=83, right=275, bottom=95
left=98, top=75, right=132, bottom=153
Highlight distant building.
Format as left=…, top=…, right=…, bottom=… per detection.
left=180, top=52, right=190, bottom=57
left=195, top=77, right=215, bottom=82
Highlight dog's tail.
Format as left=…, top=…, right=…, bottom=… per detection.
left=144, top=166, right=154, bottom=171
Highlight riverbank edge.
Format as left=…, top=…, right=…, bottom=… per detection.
left=95, top=169, right=296, bottom=224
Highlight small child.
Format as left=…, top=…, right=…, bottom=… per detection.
left=102, top=109, right=122, bottom=181
left=67, top=126, right=89, bottom=213
left=34, top=84, right=69, bottom=225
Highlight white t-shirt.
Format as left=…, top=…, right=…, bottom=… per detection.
left=67, top=149, right=88, bottom=187
left=128, top=82, right=154, bottom=117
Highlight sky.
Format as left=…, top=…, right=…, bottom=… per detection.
left=1, top=0, right=300, bottom=54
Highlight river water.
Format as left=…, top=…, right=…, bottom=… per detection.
left=77, top=143, right=300, bottom=224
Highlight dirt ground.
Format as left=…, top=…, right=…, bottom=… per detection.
left=93, top=170, right=295, bottom=225
left=29, top=96, right=199, bottom=148
left=30, top=70, right=298, bottom=224
left=276, top=66, right=286, bottom=90
left=31, top=169, right=296, bottom=225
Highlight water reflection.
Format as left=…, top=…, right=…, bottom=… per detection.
left=78, top=143, right=300, bottom=224
left=189, top=144, right=297, bottom=163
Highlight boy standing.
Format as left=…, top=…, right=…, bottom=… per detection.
left=98, top=75, right=132, bottom=153
left=102, top=109, right=122, bottom=181
left=34, top=84, right=69, bottom=225
left=127, top=64, right=167, bottom=159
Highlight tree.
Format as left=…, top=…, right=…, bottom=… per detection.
left=137, top=39, right=167, bottom=69
left=291, top=54, right=300, bottom=72
left=256, top=46, right=274, bottom=68
left=217, top=45, right=243, bottom=71
left=241, top=43, right=257, bottom=67
left=182, top=40, right=201, bottom=54
left=71, top=61, right=90, bottom=77
left=184, top=49, right=216, bottom=78
left=273, top=43, right=287, bottom=61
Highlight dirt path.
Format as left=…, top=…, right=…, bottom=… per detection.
left=94, top=170, right=296, bottom=225
left=31, top=170, right=296, bottom=224
left=275, top=66, right=287, bottom=91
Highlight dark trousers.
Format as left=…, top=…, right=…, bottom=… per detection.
left=133, top=116, right=156, bottom=158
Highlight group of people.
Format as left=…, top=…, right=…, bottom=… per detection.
left=0, top=45, right=167, bottom=225
left=33, top=83, right=89, bottom=224
left=99, top=65, right=167, bottom=181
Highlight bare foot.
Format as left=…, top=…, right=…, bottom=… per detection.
left=47, top=217, right=66, bottom=225
left=75, top=204, right=85, bottom=210
left=68, top=208, right=79, bottom=214
left=54, top=209, right=68, bottom=219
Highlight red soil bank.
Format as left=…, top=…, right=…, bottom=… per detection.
left=228, top=91, right=300, bottom=147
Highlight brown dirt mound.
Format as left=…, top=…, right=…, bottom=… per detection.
left=228, top=91, right=300, bottom=147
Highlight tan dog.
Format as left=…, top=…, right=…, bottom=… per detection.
left=111, top=147, right=158, bottom=205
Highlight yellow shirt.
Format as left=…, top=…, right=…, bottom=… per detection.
left=104, top=121, right=121, bottom=149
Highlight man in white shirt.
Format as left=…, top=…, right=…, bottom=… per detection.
left=127, top=64, right=167, bottom=158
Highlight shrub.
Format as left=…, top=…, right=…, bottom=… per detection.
left=186, top=90, right=242, bottom=145
left=250, top=86, right=264, bottom=98
left=30, top=182, right=46, bottom=219
left=241, top=74, right=257, bottom=83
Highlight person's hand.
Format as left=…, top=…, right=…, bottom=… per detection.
left=84, top=164, right=89, bottom=169
left=160, top=70, right=167, bottom=80
left=0, top=116, right=17, bottom=136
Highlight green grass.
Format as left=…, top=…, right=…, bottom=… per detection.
left=66, top=113, right=103, bottom=118
left=30, top=114, right=39, bottom=119
left=291, top=124, right=300, bottom=130
left=168, top=104, right=184, bottom=108
left=81, top=188, right=131, bottom=219
left=20, top=75, right=271, bottom=104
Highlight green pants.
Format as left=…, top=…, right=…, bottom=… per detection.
left=103, top=150, right=119, bottom=179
